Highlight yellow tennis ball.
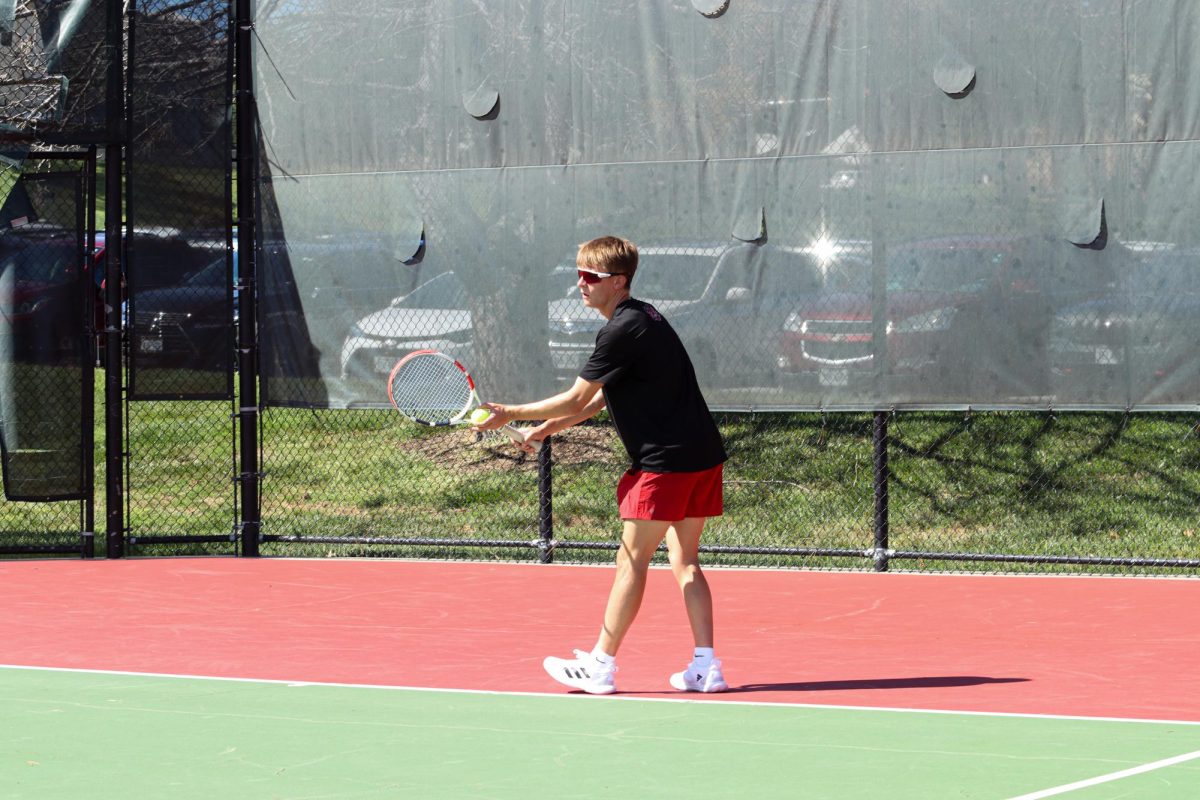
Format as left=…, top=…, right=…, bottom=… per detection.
left=469, top=408, right=491, bottom=425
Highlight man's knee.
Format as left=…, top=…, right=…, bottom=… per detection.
left=615, top=540, right=656, bottom=571
left=667, top=545, right=699, bottom=569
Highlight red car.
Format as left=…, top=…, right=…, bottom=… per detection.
left=775, top=236, right=1054, bottom=400
left=0, top=222, right=102, bottom=364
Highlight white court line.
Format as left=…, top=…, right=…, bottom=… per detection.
left=3, top=663, right=1200, bottom=727
left=1006, top=749, right=1200, bottom=799
left=79, top=554, right=1199, bottom=581
left=262, top=556, right=1200, bottom=580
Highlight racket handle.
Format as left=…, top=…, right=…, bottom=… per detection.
left=502, top=424, right=543, bottom=453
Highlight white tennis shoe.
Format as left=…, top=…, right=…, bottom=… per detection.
left=543, top=649, right=617, bottom=695
left=670, top=658, right=728, bottom=693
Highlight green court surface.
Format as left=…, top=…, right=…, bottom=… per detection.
left=3, top=667, right=1198, bottom=799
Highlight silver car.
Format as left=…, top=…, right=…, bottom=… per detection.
left=339, top=271, right=473, bottom=380
left=547, top=242, right=824, bottom=385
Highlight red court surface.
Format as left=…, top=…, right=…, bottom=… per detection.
left=2, top=558, right=1198, bottom=721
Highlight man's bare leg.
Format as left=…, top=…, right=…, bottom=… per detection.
left=665, top=516, right=727, bottom=692
left=596, top=518, right=672, bottom=656
left=665, top=516, right=713, bottom=648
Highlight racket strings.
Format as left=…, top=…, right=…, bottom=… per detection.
left=390, top=355, right=474, bottom=423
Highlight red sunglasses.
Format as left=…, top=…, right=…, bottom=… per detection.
left=577, top=268, right=620, bottom=284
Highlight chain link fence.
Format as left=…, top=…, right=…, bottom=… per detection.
left=9, top=391, right=1198, bottom=572
left=258, top=407, right=544, bottom=560
left=252, top=408, right=1200, bottom=575
left=0, top=0, right=110, bottom=144
left=2, top=1, right=1199, bottom=576
left=0, top=152, right=95, bottom=556
left=120, top=0, right=236, bottom=553
left=887, top=411, right=1200, bottom=573
left=124, top=399, right=238, bottom=555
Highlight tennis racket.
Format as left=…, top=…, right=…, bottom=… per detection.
left=386, top=349, right=541, bottom=452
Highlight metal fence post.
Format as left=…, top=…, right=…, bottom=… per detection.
left=537, top=436, right=553, bottom=563
left=873, top=410, right=890, bottom=571
left=103, top=0, right=125, bottom=559
left=236, top=0, right=260, bottom=556
left=83, top=148, right=97, bottom=558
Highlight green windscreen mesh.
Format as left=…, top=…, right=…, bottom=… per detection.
left=0, top=169, right=85, bottom=500
left=254, top=0, right=1200, bottom=411
left=126, top=0, right=234, bottom=400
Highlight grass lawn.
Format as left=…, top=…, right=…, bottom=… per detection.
left=1, top=371, right=1197, bottom=573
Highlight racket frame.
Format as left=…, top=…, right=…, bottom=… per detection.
left=387, top=349, right=541, bottom=452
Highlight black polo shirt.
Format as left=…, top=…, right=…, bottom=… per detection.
left=580, top=298, right=727, bottom=473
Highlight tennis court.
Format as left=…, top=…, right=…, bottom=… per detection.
left=4, top=559, right=1198, bottom=798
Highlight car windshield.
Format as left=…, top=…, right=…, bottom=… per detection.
left=888, top=247, right=1002, bottom=292
left=818, top=258, right=872, bottom=292
left=0, top=246, right=75, bottom=284
left=1126, top=255, right=1199, bottom=296
left=635, top=252, right=719, bottom=300
left=185, top=257, right=229, bottom=287
left=395, top=271, right=467, bottom=309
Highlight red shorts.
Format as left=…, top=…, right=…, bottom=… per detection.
left=617, top=464, right=724, bottom=521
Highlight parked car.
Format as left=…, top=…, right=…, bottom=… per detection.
left=130, top=237, right=238, bottom=372
left=548, top=242, right=826, bottom=385
left=1048, top=246, right=1200, bottom=403
left=339, top=270, right=473, bottom=380
left=0, top=221, right=93, bottom=364
left=774, top=235, right=1059, bottom=397
left=340, top=241, right=833, bottom=392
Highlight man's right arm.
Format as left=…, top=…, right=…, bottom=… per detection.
left=528, top=391, right=607, bottom=441
left=474, top=377, right=603, bottom=432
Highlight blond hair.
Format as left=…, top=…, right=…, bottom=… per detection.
left=577, top=236, right=638, bottom=287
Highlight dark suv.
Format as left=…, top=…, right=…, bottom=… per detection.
left=548, top=242, right=824, bottom=386
left=129, top=234, right=235, bottom=372
left=1048, top=245, right=1200, bottom=405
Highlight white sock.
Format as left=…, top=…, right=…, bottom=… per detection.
left=590, top=647, right=615, bottom=666
left=693, top=647, right=714, bottom=666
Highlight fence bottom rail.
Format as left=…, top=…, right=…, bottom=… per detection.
left=253, top=535, right=1199, bottom=572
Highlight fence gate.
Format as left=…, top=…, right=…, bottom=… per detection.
left=116, top=0, right=239, bottom=557
left=0, top=151, right=97, bottom=557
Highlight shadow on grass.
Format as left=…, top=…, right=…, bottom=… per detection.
left=889, top=411, right=1200, bottom=527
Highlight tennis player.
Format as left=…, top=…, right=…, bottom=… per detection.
left=473, top=235, right=729, bottom=694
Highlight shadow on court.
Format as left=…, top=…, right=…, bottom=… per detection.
left=730, top=676, right=1031, bottom=693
